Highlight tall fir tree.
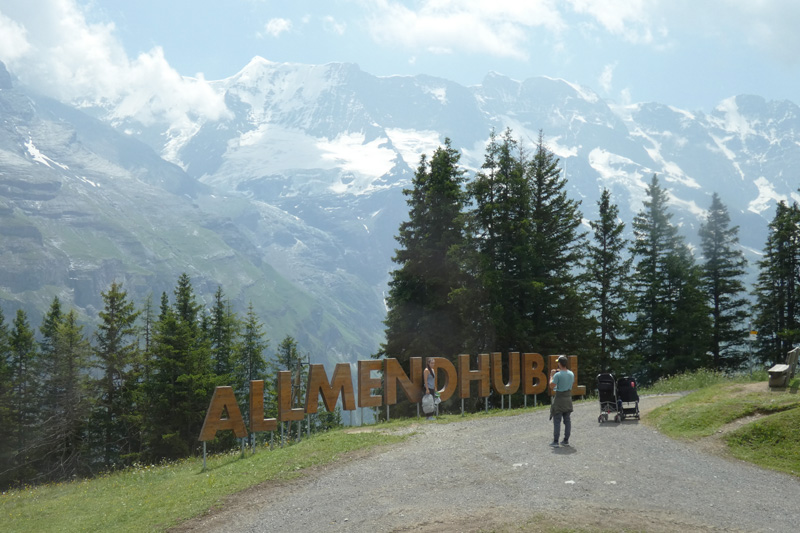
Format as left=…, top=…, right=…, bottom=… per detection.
left=233, top=302, right=269, bottom=398
left=7, top=309, right=39, bottom=484
left=629, top=175, right=710, bottom=382
left=39, top=310, right=92, bottom=481
left=381, top=138, right=467, bottom=366
left=91, top=281, right=141, bottom=468
left=699, top=193, right=749, bottom=369
left=0, top=308, right=16, bottom=488
left=525, top=131, right=588, bottom=357
left=463, top=129, right=532, bottom=354
left=752, top=201, right=800, bottom=364
left=463, top=130, right=588, bottom=358
left=267, top=336, right=307, bottom=436
left=38, top=297, right=65, bottom=430
left=209, top=286, right=239, bottom=383
left=145, top=274, right=214, bottom=459
left=586, top=189, right=632, bottom=376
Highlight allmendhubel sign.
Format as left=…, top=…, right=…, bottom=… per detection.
left=199, top=353, right=585, bottom=441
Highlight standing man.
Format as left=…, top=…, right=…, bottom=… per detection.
left=549, top=355, right=574, bottom=447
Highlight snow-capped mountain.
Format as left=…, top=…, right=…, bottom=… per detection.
left=2, top=56, right=799, bottom=365
left=116, top=57, right=800, bottom=255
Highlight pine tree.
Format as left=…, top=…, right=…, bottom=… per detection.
left=586, top=189, right=632, bottom=375
left=629, top=175, right=710, bottom=382
left=0, top=308, right=15, bottom=488
left=234, top=302, right=268, bottom=395
left=38, top=297, right=65, bottom=432
left=209, top=286, right=239, bottom=382
left=7, top=309, right=39, bottom=484
left=752, top=201, right=800, bottom=364
left=699, top=193, right=749, bottom=369
left=145, top=274, right=214, bottom=459
left=463, top=130, right=588, bottom=357
left=463, top=129, right=531, bottom=354
left=39, top=310, right=92, bottom=481
left=91, top=282, right=141, bottom=468
left=525, top=132, right=588, bottom=356
left=267, top=336, right=307, bottom=437
left=38, top=297, right=63, bottom=366
left=382, top=138, right=467, bottom=369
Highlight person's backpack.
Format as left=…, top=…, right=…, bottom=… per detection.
left=421, top=393, right=435, bottom=414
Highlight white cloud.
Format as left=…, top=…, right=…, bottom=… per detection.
left=0, top=11, right=30, bottom=61
left=363, top=0, right=565, bottom=60
left=360, top=0, right=800, bottom=71
left=567, top=0, right=659, bottom=44
left=0, top=0, right=228, bottom=126
left=323, top=16, right=346, bottom=36
left=264, top=17, right=292, bottom=38
left=599, top=63, right=615, bottom=93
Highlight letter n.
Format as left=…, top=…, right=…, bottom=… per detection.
left=383, top=357, right=422, bottom=405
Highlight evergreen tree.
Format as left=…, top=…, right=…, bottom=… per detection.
left=266, top=336, right=306, bottom=431
left=525, top=132, right=588, bottom=356
left=0, top=308, right=15, bottom=488
left=586, top=189, right=632, bottom=375
left=382, top=138, right=467, bottom=365
left=141, top=293, right=156, bottom=354
left=91, top=282, right=141, bottom=468
left=234, top=302, right=268, bottom=392
left=39, top=310, right=92, bottom=481
left=463, top=130, right=588, bottom=357
left=699, top=193, right=749, bottom=369
left=7, top=309, right=39, bottom=484
left=752, top=201, right=800, bottom=364
left=232, top=302, right=269, bottom=425
left=209, top=286, right=239, bottom=382
left=38, top=297, right=65, bottom=431
left=38, top=297, right=63, bottom=366
left=629, top=175, right=710, bottom=382
left=145, top=274, right=214, bottom=459
left=463, top=129, right=532, bottom=354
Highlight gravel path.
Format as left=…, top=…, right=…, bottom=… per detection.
left=176, top=395, right=800, bottom=532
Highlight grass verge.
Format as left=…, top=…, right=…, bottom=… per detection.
left=725, top=407, right=800, bottom=476
left=1, top=429, right=409, bottom=533
left=645, top=371, right=800, bottom=477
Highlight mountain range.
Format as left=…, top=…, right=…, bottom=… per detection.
left=1, top=57, right=798, bottom=366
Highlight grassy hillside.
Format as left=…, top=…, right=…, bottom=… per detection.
left=645, top=370, right=800, bottom=476
left=1, top=429, right=410, bottom=533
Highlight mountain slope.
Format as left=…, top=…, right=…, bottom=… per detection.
left=0, top=65, right=380, bottom=365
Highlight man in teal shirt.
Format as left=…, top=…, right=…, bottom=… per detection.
left=549, top=355, right=574, bottom=447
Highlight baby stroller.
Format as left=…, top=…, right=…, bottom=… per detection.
left=616, top=376, right=640, bottom=420
left=596, top=373, right=618, bottom=423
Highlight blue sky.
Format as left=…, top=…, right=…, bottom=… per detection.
left=1, top=0, right=799, bottom=113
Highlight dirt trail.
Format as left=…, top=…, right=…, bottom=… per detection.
left=174, top=394, right=800, bottom=532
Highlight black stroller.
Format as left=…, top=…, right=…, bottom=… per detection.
left=615, top=376, right=640, bottom=420
left=596, top=373, right=618, bottom=423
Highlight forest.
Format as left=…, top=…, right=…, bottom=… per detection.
left=1, top=129, right=798, bottom=489
left=379, top=130, right=799, bottom=413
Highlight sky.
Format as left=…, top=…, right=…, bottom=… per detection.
left=1, top=0, right=800, bottom=119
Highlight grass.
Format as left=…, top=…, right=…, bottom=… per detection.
left=641, top=367, right=769, bottom=395
left=645, top=370, right=800, bottom=477
left=725, top=407, right=800, bottom=476
left=0, top=429, right=409, bottom=533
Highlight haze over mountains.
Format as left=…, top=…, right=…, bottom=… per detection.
left=1, top=57, right=798, bottom=366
